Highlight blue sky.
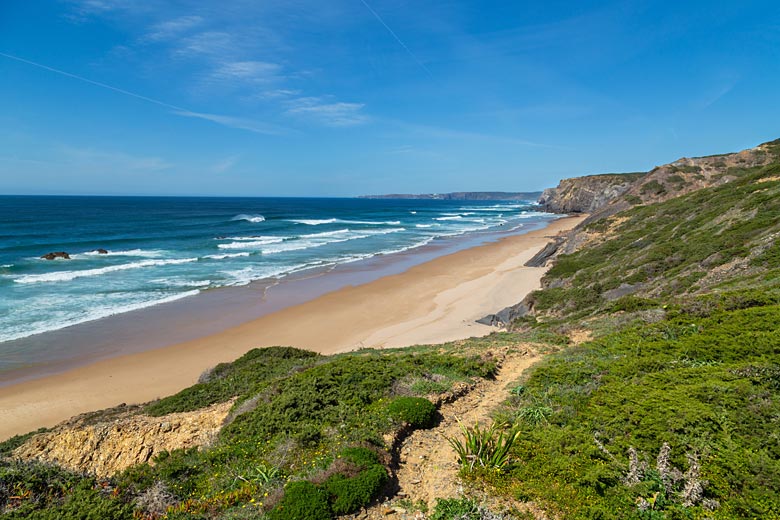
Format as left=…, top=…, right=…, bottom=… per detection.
left=1, top=0, right=778, bottom=196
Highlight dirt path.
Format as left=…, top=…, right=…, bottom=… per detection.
left=358, top=347, right=541, bottom=519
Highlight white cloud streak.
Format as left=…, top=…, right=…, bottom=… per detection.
left=0, top=51, right=286, bottom=135
left=286, top=97, right=368, bottom=127
left=61, top=146, right=172, bottom=171
left=145, top=15, right=204, bottom=42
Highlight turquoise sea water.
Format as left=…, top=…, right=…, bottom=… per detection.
left=0, top=196, right=553, bottom=345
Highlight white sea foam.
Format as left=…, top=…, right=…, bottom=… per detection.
left=154, top=278, right=213, bottom=288
left=300, top=229, right=351, bottom=238
left=217, top=235, right=283, bottom=241
left=434, top=216, right=463, bottom=221
left=220, top=262, right=320, bottom=286
left=341, top=219, right=401, bottom=225
left=232, top=214, right=266, bottom=223
left=217, top=237, right=285, bottom=249
left=290, top=219, right=401, bottom=226
left=14, top=257, right=199, bottom=284
left=514, top=211, right=552, bottom=219
left=261, top=228, right=404, bottom=255
left=261, top=237, right=354, bottom=254
left=77, top=249, right=165, bottom=258
left=289, top=218, right=338, bottom=225
left=415, top=224, right=435, bottom=228
left=0, top=290, right=201, bottom=343
left=204, top=252, right=251, bottom=259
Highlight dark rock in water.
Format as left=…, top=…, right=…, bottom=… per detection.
left=93, top=248, right=109, bottom=254
left=525, top=238, right=563, bottom=267
left=41, top=251, right=71, bottom=260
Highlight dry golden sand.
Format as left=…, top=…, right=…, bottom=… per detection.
left=0, top=215, right=584, bottom=441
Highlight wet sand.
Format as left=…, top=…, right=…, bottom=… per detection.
left=0, top=215, right=584, bottom=441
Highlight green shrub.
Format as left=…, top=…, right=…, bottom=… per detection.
left=339, top=447, right=380, bottom=467
left=145, top=346, right=319, bottom=416
left=324, top=464, right=387, bottom=515
left=1, top=477, right=134, bottom=520
left=387, top=397, right=437, bottom=428
left=268, top=481, right=331, bottom=520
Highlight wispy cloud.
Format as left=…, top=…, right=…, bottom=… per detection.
left=208, top=60, right=283, bottom=86
left=212, top=155, right=239, bottom=173
left=145, top=15, right=204, bottom=42
left=173, top=110, right=288, bottom=135
left=61, top=146, right=172, bottom=172
left=62, top=2, right=371, bottom=131
left=286, top=97, right=368, bottom=127
left=174, top=30, right=237, bottom=59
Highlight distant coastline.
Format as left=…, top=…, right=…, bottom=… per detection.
left=358, top=191, right=543, bottom=201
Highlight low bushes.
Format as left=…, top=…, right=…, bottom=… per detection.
left=267, top=481, right=331, bottom=520
left=387, top=397, right=437, bottom=428
left=268, top=447, right=387, bottom=519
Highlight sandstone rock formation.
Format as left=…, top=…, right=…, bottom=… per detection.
left=13, top=400, right=234, bottom=477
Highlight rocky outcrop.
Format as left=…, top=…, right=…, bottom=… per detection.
left=524, top=237, right=564, bottom=267
left=538, top=173, right=643, bottom=214
left=12, top=400, right=234, bottom=477
left=539, top=139, right=780, bottom=221
left=40, top=251, right=70, bottom=260
left=93, top=248, right=108, bottom=254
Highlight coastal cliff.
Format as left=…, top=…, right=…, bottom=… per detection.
left=537, top=172, right=643, bottom=213
left=540, top=138, right=780, bottom=221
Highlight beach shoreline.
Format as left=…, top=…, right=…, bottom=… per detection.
left=0, top=214, right=584, bottom=441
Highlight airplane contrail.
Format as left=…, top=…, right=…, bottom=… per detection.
left=357, top=0, right=433, bottom=78
left=0, top=51, right=286, bottom=135
left=0, top=51, right=188, bottom=112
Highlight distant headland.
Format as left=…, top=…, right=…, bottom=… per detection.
left=359, top=191, right=543, bottom=201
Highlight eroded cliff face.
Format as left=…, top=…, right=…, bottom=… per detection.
left=12, top=400, right=233, bottom=477
left=539, top=139, right=780, bottom=218
left=538, top=173, right=643, bottom=214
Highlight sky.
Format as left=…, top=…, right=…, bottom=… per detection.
left=0, top=0, right=779, bottom=197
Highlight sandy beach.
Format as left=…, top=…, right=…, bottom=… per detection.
left=0, top=215, right=584, bottom=441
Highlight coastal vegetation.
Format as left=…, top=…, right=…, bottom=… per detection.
left=2, top=141, right=780, bottom=518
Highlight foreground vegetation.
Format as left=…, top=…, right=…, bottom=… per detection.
left=0, top=340, right=504, bottom=519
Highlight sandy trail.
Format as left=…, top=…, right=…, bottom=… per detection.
left=361, top=348, right=541, bottom=519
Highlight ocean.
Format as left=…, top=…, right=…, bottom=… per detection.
left=0, top=195, right=553, bottom=348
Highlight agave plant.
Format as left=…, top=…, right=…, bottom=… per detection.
left=446, top=420, right=521, bottom=472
